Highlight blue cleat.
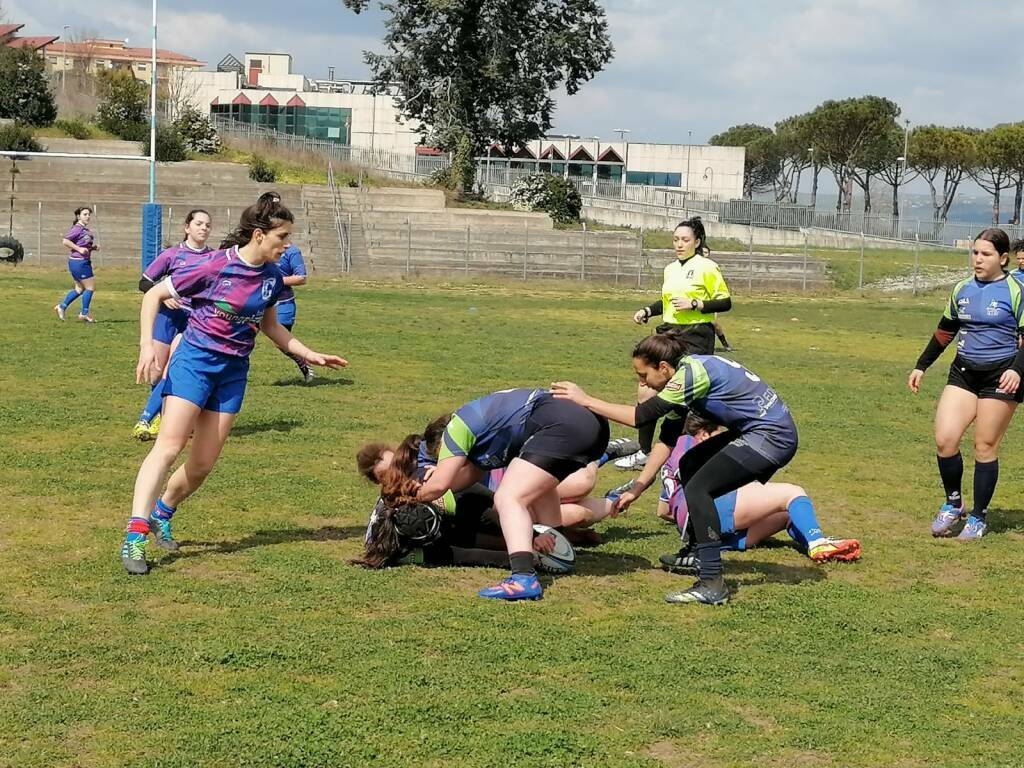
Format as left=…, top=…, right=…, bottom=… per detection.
left=956, top=515, right=987, bottom=540
left=931, top=503, right=965, bottom=537
left=478, top=573, right=543, bottom=601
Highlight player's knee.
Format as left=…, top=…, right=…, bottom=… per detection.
left=780, top=483, right=806, bottom=503
left=973, top=440, right=1000, bottom=461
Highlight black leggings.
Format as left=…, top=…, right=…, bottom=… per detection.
left=683, top=441, right=781, bottom=548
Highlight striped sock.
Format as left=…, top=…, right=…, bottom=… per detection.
left=152, top=498, right=175, bottom=521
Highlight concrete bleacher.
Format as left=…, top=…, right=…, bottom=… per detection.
left=3, top=140, right=829, bottom=289
left=5, top=140, right=333, bottom=269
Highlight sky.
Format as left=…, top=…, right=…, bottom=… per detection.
left=8, top=0, right=1024, bottom=145
left=6, top=0, right=1024, bottom=206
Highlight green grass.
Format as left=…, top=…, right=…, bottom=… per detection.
left=35, top=123, right=118, bottom=140
left=2, top=269, right=1023, bottom=767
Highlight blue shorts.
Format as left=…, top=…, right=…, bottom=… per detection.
left=153, top=306, right=189, bottom=345
left=164, top=339, right=249, bottom=414
left=276, top=300, right=296, bottom=328
left=68, top=259, right=94, bottom=281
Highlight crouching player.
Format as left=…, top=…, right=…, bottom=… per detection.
left=652, top=414, right=861, bottom=572
left=388, top=387, right=613, bottom=601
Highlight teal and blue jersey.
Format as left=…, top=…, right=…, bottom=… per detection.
left=656, top=355, right=797, bottom=458
left=1010, top=268, right=1024, bottom=286
left=276, top=245, right=307, bottom=304
left=943, top=275, right=1024, bottom=365
left=439, top=388, right=547, bottom=470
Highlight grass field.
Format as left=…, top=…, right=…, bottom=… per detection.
left=2, top=268, right=1023, bottom=768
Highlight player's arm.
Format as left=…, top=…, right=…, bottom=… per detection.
left=550, top=382, right=639, bottom=426
left=261, top=307, right=347, bottom=370
left=136, top=280, right=175, bottom=384
left=909, top=303, right=961, bottom=393
left=699, top=266, right=732, bottom=313
left=612, top=440, right=673, bottom=513
left=62, top=237, right=86, bottom=256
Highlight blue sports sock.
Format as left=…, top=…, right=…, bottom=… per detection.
left=695, top=542, right=723, bottom=581
left=80, top=289, right=94, bottom=315
left=786, top=523, right=808, bottom=551
left=152, top=498, right=176, bottom=521
left=597, top=452, right=610, bottom=467
left=787, top=495, right=824, bottom=546
left=61, top=289, right=80, bottom=309
left=140, top=380, right=165, bottom=423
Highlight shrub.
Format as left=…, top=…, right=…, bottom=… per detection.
left=509, top=173, right=582, bottom=224
left=248, top=154, right=277, bottom=182
left=0, top=47, right=57, bottom=126
left=116, top=122, right=149, bottom=142
left=142, top=125, right=187, bottom=162
left=96, top=69, right=148, bottom=139
left=0, top=123, right=42, bottom=152
left=53, top=118, right=91, bottom=139
left=172, top=107, right=220, bottom=154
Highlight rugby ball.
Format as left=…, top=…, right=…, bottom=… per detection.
left=532, top=524, right=576, bottom=574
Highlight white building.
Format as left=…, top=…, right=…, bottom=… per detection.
left=184, top=52, right=744, bottom=199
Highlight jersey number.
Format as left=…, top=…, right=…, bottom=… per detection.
left=715, top=356, right=761, bottom=382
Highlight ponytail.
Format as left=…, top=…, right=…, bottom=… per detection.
left=220, top=196, right=294, bottom=249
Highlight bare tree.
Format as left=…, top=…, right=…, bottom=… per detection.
left=161, top=66, right=202, bottom=121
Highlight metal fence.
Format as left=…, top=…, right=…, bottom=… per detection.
left=210, top=117, right=1013, bottom=249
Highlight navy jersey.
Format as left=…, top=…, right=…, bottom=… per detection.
left=439, top=388, right=547, bottom=470
left=1010, top=268, right=1024, bottom=285
left=657, top=355, right=797, bottom=458
left=944, top=276, right=1024, bottom=365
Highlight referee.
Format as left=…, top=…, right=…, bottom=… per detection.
left=615, top=216, right=732, bottom=470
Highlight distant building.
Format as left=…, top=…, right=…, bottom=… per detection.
left=183, top=51, right=744, bottom=198
left=43, top=38, right=203, bottom=84
left=0, top=23, right=59, bottom=52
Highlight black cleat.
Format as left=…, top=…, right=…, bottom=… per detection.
left=665, top=577, right=729, bottom=605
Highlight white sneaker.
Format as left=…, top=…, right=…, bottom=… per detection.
left=613, top=450, right=647, bottom=470
left=303, top=367, right=316, bottom=384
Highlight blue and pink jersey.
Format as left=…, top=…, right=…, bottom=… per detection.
left=276, top=245, right=307, bottom=304
left=165, top=246, right=284, bottom=357
left=65, top=224, right=96, bottom=261
left=144, top=242, right=214, bottom=311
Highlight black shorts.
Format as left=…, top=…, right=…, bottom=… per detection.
left=655, top=322, right=715, bottom=355
left=947, top=355, right=1023, bottom=403
left=519, top=397, right=610, bottom=481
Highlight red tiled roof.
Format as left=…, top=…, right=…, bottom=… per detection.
left=231, top=92, right=251, bottom=105
left=6, top=35, right=60, bottom=50
left=54, top=40, right=204, bottom=66
left=0, top=24, right=24, bottom=38
left=210, top=96, right=220, bottom=106
left=259, top=93, right=279, bottom=107
left=285, top=95, right=305, bottom=107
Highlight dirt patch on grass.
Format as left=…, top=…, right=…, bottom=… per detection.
left=644, top=739, right=716, bottom=768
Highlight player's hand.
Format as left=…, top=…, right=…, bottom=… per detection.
left=550, top=381, right=587, bottom=405
left=633, top=309, right=648, bottom=325
left=908, top=368, right=924, bottom=394
left=136, top=344, right=161, bottom=385
left=162, top=297, right=182, bottom=311
left=422, top=465, right=436, bottom=481
left=306, top=352, right=348, bottom=369
left=612, top=489, right=641, bottom=516
left=999, top=369, right=1021, bottom=394
left=532, top=532, right=556, bottom=554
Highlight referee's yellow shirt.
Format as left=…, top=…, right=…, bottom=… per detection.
left=661, top=254, right=730, bottom=325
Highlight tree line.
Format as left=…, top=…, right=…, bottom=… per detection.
left=709, top=95, right=1024, bottom=225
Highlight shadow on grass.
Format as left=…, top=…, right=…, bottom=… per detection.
left=154, top=524, right=366, bottom=568
left=725, top=558, right=828, bottom=589
left=271, top=376, right=354, bottom=388
left=232, top=418, right=304, bottom=437
left=596, top=524, right=667, bottom=544
left=576, top=549, right=656, bottom=576
left=986, top=508, right=1024, bottom=534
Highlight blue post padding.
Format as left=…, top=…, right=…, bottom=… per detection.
left=141, top=203, right=163, bottom=273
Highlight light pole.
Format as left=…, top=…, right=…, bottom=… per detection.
left=703, top=166, right=714, bottom=198
left=62, top=25, right=69, bottom=93
left=613, top=127, right=630, bottom=197
left=148, top=0, right=157, bottom=203
left=685, top=129, right=692, bottom=196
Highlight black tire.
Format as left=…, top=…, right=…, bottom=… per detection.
left=0, top=235, right=25, bottom=264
